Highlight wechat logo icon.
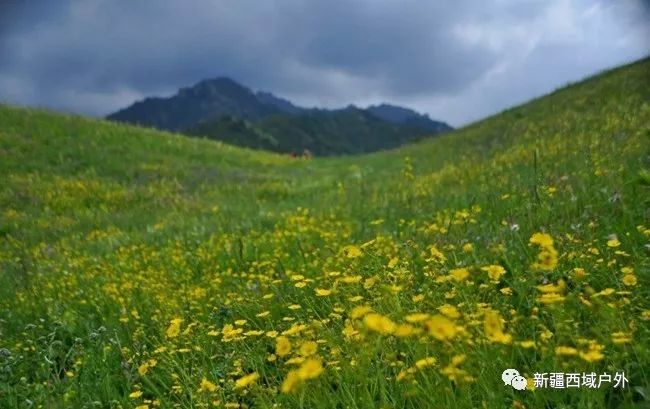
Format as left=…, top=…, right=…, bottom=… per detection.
left=503, top=369, right=527, bottom=390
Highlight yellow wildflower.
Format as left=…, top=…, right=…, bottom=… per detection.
left=555, top=346, right=578, bottom=356
left=221, top=324, right=243, bottom=341
left=129, top=390, right=143, bottom=399
left=340, top=275, right=362, bottom=284
left=537, top=292, right=565, bottom=304
left=350, top=305, right=373, bottom=319
left=533, top=248, right=558, bottom=270
left=481, top=265, right=506, bottom=281
left=280, top=370, right=302, bottom=394
left=281, top=359, right=324, bottom=393
left=298, top=358, right=324, bottom=379
left=165, top=318, right=183, bottom=338
left=519, top=340, right=536, bottom=349
left=441, top=354, right=474, bottom=383
left=363, top=277, right=378, bottom=289
left=622, top=274, right=637, bottom=286
left=530, top=232, right=559, bottom=270
left=428, top=246, right=446, bottom=263
left=572, top=267, right=587, bottom=279
left=138, top=359, right=157, bottom=376
left=405, top=313, right=429, bottom=323
left=299, top=341, right=318, bottom=356
left=438, top=304, right=461, bottom=319
left=611, top=332, right=632, bottom=344
left=426, top=314, right=458, bottom=341
left=607, top=239, right=620, bottom=247
left=536, top=279, right=565, bottom=293
left=483, top=310, right=512, bottom=344
left=276, top=336, right=292, bottom=357
left=449, top=267, right=470, bottom=282
left=415, top=357, right=437, bottom=369
left=530, top=232, right=554, bottom=248
left=394, top=324, right=418, bottom=337
left=282, top=323, right=307, bottom=336
left=579, top=344, right=604, bottom=362
left=199, top=378, right=218, bottom=393
left=363, top=313, right=396, bottom=335
left=342, top=245, right=362, bottom=258
left=235, top=372, right=259, bottom=389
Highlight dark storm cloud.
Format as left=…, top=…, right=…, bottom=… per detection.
left=272, top=1, right=496, bottom=95
left=0, top=0, right=648, bottom=125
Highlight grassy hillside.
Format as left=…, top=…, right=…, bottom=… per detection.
left=0, top=57, right=649, bottom=409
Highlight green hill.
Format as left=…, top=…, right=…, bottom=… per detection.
left=0, top=57, right=649, bottom=409
left=186, top=107, right=441, bottom=156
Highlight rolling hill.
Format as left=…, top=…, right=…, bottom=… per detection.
left=0, top=57, right=648, bottom=409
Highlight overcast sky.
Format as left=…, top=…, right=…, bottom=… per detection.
left=0, top=0, right=648, bottom=126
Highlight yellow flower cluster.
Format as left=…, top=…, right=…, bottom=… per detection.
left=530, top=232, right=559, bottom=271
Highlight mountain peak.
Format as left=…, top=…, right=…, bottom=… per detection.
left=178, top=77, right=251, bottom=98
left=108, top=76, right=277, bottom=130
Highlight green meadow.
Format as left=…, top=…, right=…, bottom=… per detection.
left=0, top=58, right=648, bottom=408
